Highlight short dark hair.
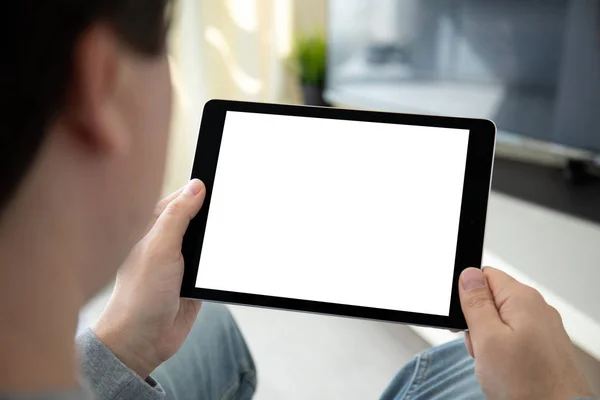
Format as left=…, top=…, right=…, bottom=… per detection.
left=0, top=0, right=171, bottom=212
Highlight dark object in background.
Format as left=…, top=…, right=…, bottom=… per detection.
left=366, top=44, right=409, bottom=64
left=492, top=157, right=600, bottom=224
left=301, top=83, right=330, bottom=107
left=563, top=160, right=597, bottom=186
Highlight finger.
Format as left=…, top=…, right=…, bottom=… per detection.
left=153, top=179, right=206, bottom=243
left=482, top=267, right=548, bottom=330
left=154, top=187, right=184, bottom=220
left=143, top=187, right=185, bottom=235
left=482, top=266, right=519, bottom=303
left=459, top=268, right=506, bottom=337
left=464, top=331, right=474, bottom=358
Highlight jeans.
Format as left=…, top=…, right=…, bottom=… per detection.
left=152, top=303, right=257, bottom=400
left=153, top=303, right=484, bottom=399
left=380, top=339, right=485, bottom=399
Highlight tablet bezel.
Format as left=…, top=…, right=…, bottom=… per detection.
left=181, top=99, right=496, bottom=330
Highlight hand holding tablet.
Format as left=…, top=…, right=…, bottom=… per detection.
left=181, top=100, right=496, bottom=330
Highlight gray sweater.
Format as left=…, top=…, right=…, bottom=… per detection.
left=0, top=329, right=163, bottom=400
left=77, top=329, right=164, bottom=399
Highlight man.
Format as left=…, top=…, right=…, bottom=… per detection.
left=0, top=0, right=596, bottom=399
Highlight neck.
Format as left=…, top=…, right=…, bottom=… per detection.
left=0, top=197, right=84, bottom=392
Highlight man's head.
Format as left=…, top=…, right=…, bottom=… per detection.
left=1, top=1, right=173, bottom=298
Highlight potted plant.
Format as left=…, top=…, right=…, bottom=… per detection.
left=291, top=33, right=329, bottom=106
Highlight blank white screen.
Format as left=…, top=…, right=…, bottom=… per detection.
left=196, top=111, right=469, bottom=316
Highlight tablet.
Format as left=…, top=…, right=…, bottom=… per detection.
left=181, top=100, right=496, bottom=330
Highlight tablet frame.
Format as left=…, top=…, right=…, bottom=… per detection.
left=181, top=99, right=496, bottom=330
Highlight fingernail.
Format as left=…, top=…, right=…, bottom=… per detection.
left=183, top=179, right=203, bottom=196
left=461, top=268, right=486, bottom=292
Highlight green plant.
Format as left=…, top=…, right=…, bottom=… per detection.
left=291, top=33, right=327, bottom=86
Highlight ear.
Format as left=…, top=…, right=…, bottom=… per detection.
left=60, top=23, right=130, bottom=154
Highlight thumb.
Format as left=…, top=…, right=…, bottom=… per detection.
left=459, top=268, right=505, bottom=338
left=153, top=179, right=206, bottom=243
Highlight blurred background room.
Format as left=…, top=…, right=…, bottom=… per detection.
left=81, top=0, right=600, bottom=398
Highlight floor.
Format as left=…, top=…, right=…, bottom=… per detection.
left=228, top=305, right=431, bottom=400
left=79, top=290, right=432, bottom=399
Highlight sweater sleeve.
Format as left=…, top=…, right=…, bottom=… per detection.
left=76, top=329, right=166, bottom=400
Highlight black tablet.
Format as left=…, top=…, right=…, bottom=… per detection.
left=181, top=100, right=496, bottom=330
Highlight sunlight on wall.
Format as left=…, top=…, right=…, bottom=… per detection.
left=204, top=26, right=263, bottom=96
left=275, top=0, right=293, bottom=58
left=163, top=0, right=322, bottom=194
left=225, top=0, right=259, bottom=32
